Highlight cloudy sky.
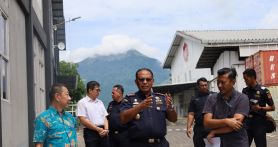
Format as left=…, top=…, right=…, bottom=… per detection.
left=60, top=0, right=278, bottom=63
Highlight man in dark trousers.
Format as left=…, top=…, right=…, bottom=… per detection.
left=242, top=68, right=275, bottom=147
left=120, top=68, right=177, bottom=147
left=77, top=81, right=109, bottom=147
left=107, top=84, right=130, bottom=147
left=187, top=77, right=213, bottom=147
left=203, top=68, right=249, bottom=147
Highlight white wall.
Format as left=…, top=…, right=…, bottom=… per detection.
left=171, top=37, right=211, bottom=84
left=240, top=44, right=278, bottom=57
left=232, top=64, right=246, bottom=92
left=1, top=0, right=29, bottom=146
left=211, top=50, right=245, bottom=92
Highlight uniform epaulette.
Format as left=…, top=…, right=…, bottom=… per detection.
left=122, top=98, right=129, bottom=103
left=154, top=92, right=165, bottom=96
left=126, top=93, right=136, bottom=97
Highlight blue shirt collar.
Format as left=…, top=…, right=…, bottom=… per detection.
left=48, top=106, right=65, bottom=115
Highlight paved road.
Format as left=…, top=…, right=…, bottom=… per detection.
left=166, top=125, right=278, bottom=147
left=78, top=124, right=278, bottom=147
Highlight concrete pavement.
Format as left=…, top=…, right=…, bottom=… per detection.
left=77, top=124, right=278, bottom=147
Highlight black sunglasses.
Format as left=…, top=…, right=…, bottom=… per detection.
left=137, top=78, right=153, bottom=82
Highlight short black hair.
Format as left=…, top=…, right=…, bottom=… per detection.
left=113, top=84, right=124, bottom=94
left=243, top=68, right=256, bottom=79
left=87, top=81, right=100, bottom=93
left=196, top=77, right=208, bottom=85
left=135, top=68, right=154, bottom=79
left=217, top=68, right=237, bottom=80
left=49, top=83, right=67, bottom=102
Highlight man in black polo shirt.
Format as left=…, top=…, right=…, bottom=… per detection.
left=107, top=84, right=130, bottom=147
left=242, top=68, right=275, bottom=147
left=187, top=77, right=213, bottom=147
left=203, top=68, right=249, bottom=147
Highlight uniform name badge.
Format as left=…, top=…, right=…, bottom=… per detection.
left=155, top=96, right=167, bottom=111
left=133, top=99, right=139, bottom=107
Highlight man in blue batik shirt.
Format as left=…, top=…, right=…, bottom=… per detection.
left=33, top=83, right=77, bottom=147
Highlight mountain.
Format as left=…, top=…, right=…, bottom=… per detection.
left=77, top=49, right=170, bottom=106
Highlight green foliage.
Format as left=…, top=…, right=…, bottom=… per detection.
left=59, top=61, right=85, bottom=102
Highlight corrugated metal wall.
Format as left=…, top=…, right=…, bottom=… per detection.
left=245, top=50, right=278, bottom=86
left=267, top=86, right=278, bottom=120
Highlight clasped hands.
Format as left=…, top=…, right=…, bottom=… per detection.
left=97, top=127, right=109, bottom=137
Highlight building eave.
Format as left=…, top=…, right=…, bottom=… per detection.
left=153, top=82, right=196, bottom=93
left=163, top=31, right=186, bottom=69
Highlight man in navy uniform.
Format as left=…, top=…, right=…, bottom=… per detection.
left=242, top=68, right=275, bottom=147
left=203, top=68, right=249, bottom=147
left=107, top=84, right=130, bottom=147
left=120, top=68, right=177, bottom=147
left=187, top=77, right=213, bottom=147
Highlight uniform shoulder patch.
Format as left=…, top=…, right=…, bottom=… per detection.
left=260, top=87, right=272, bottom=99
left=267, top=93, right=272, bottom=99
left=261, top=86, right=270, bottom=94
left=264, top=88, right=272, bottom=99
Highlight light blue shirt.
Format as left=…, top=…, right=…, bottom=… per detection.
left=33, top=106, right=77, bottom=147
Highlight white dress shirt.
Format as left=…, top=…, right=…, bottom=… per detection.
left=76, top=95, right=108, bottom=126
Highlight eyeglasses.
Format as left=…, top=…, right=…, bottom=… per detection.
left=92, top=88, right=101, bottom=92
left=137, top=78, right=153, bottom=82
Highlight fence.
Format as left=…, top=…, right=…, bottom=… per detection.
left=66, top=102, right=77, bottom=117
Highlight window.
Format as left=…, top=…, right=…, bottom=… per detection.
left=0, top=11, right=9, bottom=100
left=33, top=36, right=46, bottom=115
left=1, top=60, right=8, bottom=100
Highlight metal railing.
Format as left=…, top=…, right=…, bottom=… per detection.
left=65, top=102, right=77, bottom=117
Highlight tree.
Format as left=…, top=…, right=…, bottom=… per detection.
left=59, top=61, right=85, bottom=102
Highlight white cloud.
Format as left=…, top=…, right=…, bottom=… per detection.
left=60, top=34, right=162, bottom=63
left=63, top=0, right=235, bottom=22
left=260, top=7, right=278, bottom=28
left=62, top=0, right=278, bottom=63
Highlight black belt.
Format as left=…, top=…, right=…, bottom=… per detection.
left=132, top=138, right=163, bottom=144
left=97, top=125, right=104, bottom=128
left=84, top=125, right=105, bottom=133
